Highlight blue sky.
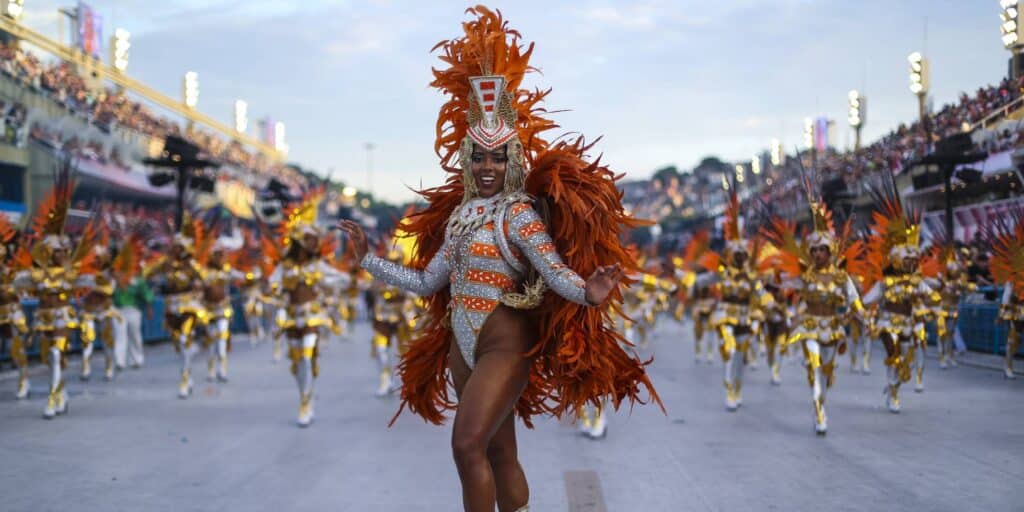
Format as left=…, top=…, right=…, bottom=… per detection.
left=19, top=1, right=1006, bottom=202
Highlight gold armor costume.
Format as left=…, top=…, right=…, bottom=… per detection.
left=77, top=256, right=122, bottom=381
left=198, top=252, right=242, bottom=383
left=0, top=237, right=31, bottom=399
left=266, top=190, right=351, bottom=427
left=144, top=230, right=204, bottom=399
left=370, top=250, right=414, bottom=397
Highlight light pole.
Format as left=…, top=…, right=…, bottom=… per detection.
left=848, top=89, right=865, bottom=151
left=1, top=0, right=24, bottom=19
left=109, top=28, right=130, bottom=73
left=803, top=117, right=816, bottom=168
left=1002, top=0, right=1024, bottom=78
left=182, top=71, right=199, bottom=132
left=908, top=52, right=929, bottom=125
left=274, top=122, right=288, bottom=156
left=770, top=138, right=784, bottom=167
left=234, top=100, right=248, bottom=135
left=365, top=142, right=375, bottom=199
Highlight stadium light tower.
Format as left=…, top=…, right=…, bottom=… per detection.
left=234, top=100, right=248, bottom=134
left=751, top=155, right=761, bottom=175
left=848, top=89, right=866, bottom=151
left=274, top=121, right=286, bottom=153
left=908, top=52, right=929, bottom=124
left=2, top=0, right=24, bottom=19
left=182, top=71, right=199, bottom=109
left=1002, top=1, right=1024, bottom=78
left=770, top=138, right=784, bottom=166
left=110, top=28, right=130, bottom=72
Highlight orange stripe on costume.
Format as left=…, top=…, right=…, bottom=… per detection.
left=519, top=221, right=546, bottom=239
left=458, top=295, right=498, bottom=312
left=510, top=203, right=531, bottom=216
left=466, top=269, right=515, bottom=290
left=469, top=243, right=501, bottom=258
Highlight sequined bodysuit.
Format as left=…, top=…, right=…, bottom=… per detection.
left=361, top=194, right=589, bottom=369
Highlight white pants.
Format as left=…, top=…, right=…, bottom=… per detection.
left=115, top=307, right=145, bottom=367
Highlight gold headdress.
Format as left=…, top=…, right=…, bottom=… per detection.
left=759, top=165, right=865, bottom=278
left=860, top=173, right=922, bottom=289
left=723, top=186, right=748, bottom=259
left=990, top=207, right=1024, bottom=299
left=0, top=212, right=16, bottom=260
left=279, top=187, right=324, bottom=248
left=30, top=159, right=75, bottom=265
left=172, top=211, right=195, bottom=252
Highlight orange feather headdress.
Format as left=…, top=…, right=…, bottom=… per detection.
left=989, top=207, right=1024, bottom=300
left=859, top=173, right=922, bottom=290
left=760, top=163, right=864, bottom=278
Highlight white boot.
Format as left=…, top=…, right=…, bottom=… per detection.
left=770, top=361, right=781, bottom=385
left=16, top=370, right=29, bottom=399
left=178, top=369, right=193, bottom=399
left=813, top=400, right=827, bottom=436
left=588, top=407, right=608, bottom=439
left=297, top=392, right=314, bottom=428
left=216, top=337, right=229, bottom=383
left=80, top=341, right=93, bottom=381
left=884, top=384, right=900, bottom=413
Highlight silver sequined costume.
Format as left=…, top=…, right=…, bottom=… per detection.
left=361, top=193, right=589, bottom=368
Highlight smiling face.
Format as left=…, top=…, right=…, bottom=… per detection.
left=470, top=143, right=508, bottom=198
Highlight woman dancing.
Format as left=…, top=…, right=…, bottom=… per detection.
left=339, top=7, right=659, bottom=511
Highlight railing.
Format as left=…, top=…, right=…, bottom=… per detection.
left=0, top=16, right=282, bottom=161
left=974, top=94, right=1024, bottom=131
left=0, top=71, right=153, bottom=161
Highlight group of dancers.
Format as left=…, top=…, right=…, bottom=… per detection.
left=0, top=165, right=431, bottom=427
left=629, top=171, right=1023, bottom=436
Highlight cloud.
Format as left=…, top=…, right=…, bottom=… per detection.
left=583, top=6, right=656, bottom=29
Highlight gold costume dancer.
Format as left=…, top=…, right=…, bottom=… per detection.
left=860, top=180, right=938, bottom=412
left=761, top=276, right=790, bottom=386
left=143, top=219, right=204, bottom=399
left=198, top=239, right=244, bottom=383
left=929, top=247, right=973, bottom=369
left=15, top=168, right=97, bottom=418
left=265, top=189, right=351, bottom=427
left=369, top=248, right=413, bottom=397
left=697, top=189, right=771, bottom=411
left=762, top=180, right=866, bottom=435
left=77, top=241, right=122, bottom=382
left=680, top=230, right=717, bottom=364
left=0, top=214, right=30, bottom=399
left=990, top=208, right=1024, bottom=380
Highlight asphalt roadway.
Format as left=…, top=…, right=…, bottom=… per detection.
left=1, top=319, right=1021, bottom=511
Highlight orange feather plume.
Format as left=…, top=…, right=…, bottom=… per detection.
left=990, top=208, right=1024, bottom=299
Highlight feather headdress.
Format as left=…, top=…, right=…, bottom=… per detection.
left=988, top=206, right=1024, bottom=300
left=860, top=173, right=922, bottom=289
